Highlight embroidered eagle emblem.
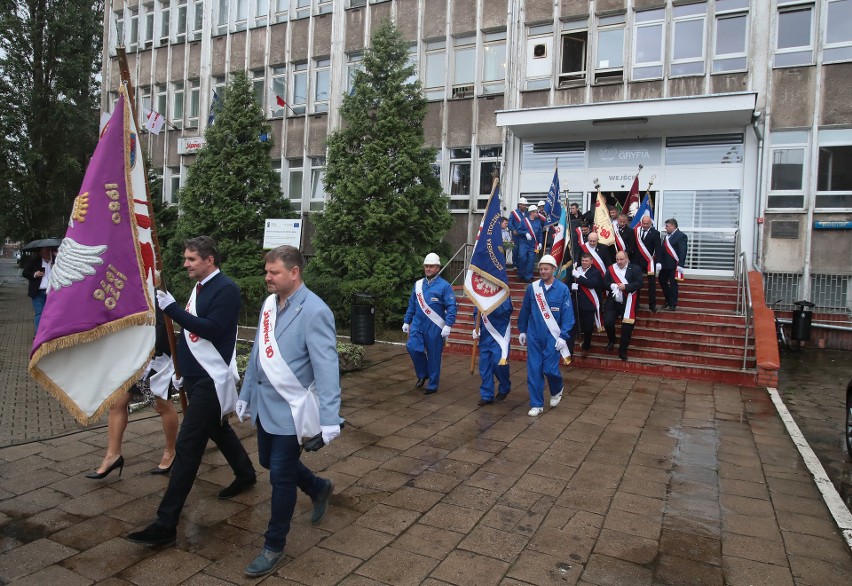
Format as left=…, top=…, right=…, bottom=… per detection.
left=48, top=238, right=108, bottom=292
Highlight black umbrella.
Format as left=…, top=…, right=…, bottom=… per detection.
left=22, top=238, right=63, bottom=251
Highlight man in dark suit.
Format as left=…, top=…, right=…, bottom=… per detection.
left=570, top=253, right=604, bottom=355
left=127, top=236, right=256, bottom=547
left=585, top=231, right=613, bottom=273
left=631, top=214, right=660, bottom=312
left=22, top=247, right=56, bottom=334
left=659, top=218, right=688, bottom=311
left=612, top=213, right=636, bottom=260
left=604, top=251, right=644, bottom=361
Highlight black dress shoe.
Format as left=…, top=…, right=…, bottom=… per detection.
left=414, top=377, right=427, bottom=388
left=605, top=341, right=614, bottom=351
left=218, top=477, right=257, bottom=499
left=126, top=523, right=176, bottom=547
left=495, top=392, right=509, bottom=401
left=619, top=353, right=628, bottom=361
left=477, top=398, right=494, bottom=406
left=86, top=455, right=124, bottom=479
left=669, top=305, right=677, bottom=311
left=149, top=462, right=174, bottom=475
left=650, top=306, right=657, bottom=313
left=424, top=388, right=437, bottom=395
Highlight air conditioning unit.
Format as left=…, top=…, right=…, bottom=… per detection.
left=451, top=85, right=474, bottom=99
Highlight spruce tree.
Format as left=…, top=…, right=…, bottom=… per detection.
left=307, top=20, right=452, bottom=327
left=166, top=71, right=291, bottom=308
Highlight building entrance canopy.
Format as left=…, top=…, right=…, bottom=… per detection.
left=496, top=92, right=758, bottom=140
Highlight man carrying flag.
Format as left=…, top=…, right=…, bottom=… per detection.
left=465, top=181, right=512, bottom=406
left=570, top=253, right=604, bottom=356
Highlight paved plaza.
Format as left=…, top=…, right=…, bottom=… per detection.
left=1, top=258, right=851, bottom=584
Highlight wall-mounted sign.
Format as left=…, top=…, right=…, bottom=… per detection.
left=263, top=219, right=302, bottom=249
left=177, top=136, right=207, bottom=154
left=813, top=221, right=852, bottom=230
left=588, top=138, right=663, bottom=168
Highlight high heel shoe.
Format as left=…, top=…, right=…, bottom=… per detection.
left=149, top=462, right=174, bottom=475
left=85, top=455, right=124, bottom=479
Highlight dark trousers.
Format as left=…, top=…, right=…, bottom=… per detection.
left=571, top=309, right=597, bottom=351
left=658, top=269, right=678, bottom=307
left=257, top=418, right=324, bottom=552
left=645, top=274, right=658, bottom=309
left=604, top=301, right=636, bottom=354
left=156, top=375, right=256, bottom=529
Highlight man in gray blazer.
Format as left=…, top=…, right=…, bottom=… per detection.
left=237, top=245, right=342, bottom=577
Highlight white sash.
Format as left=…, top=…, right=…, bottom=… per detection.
left=523, top=216, right=540, bottom=251
left=664, top=234, right=686, bottom=281
left=578, top=271, right=603, bottom=331
left=184, top=285, right=239, bottom=418
left=415, top=279, right=446, bottom=329
left=613, top=228, right=626, bottom=252
left=635, top=225, right=655, bottom=275
left=532, top=280, right=571, bottom=361
left=511, top=209, right=523, bottom=225
left=608, top=265, right=637, bottom=324
left=481, top=314, right=511, bottom=365
left=257, top=295, right=321, bottom=445
left=148, top=354, right=174, bottom=400
left=586, top=246, right=606, bottom=278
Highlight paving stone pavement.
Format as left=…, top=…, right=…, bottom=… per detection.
left=1, top=256, right=851, bottom=584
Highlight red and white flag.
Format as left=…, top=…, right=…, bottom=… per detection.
left=144, top=109, right=166, bottom=135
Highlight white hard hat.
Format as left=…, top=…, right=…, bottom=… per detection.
left=539, top=254, right=558, bottom=268
left=528, top=205, right=538, bottom=212
left=423, top=253, right=441, bottom=266
left=537, top=200, right=546, bottom=207
left=518, top=197, right=529, bottom=205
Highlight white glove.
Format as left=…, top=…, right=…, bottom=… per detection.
left=171, top=374, right=184, bottom=390
left=610, top=283, right=618, bottom=292
left=571, top=283, right=578, bottom=291
left=235, top=399, right=250, bottom=422
left=572, top=268, right=581, bottom=278
left=656, top=263, right=662, bottom=272
left=555, top=338, right=568, bottom=353
left=402, top=323, right=410, bottom=334
left=441, top=325, right=452, bottom=339
left=525, top=233, right=532, bottom=240
left=519, top=333, right=527, bottom=346
left=157, top=290, right=176, bottom=310
left=613, top=289, right=624, bottom=303
left=321, top=424, right=341, bottom=445
left=472, top=328, right=479, bottom=340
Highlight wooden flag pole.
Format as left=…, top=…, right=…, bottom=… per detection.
left=117, top=47, right=187, bottom=413
left=470, top=313, right=481, bottom=374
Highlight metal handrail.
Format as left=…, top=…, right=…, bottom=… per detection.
left=738, top=251, right=753, bottom=370
left=438, top=242, right=474, bottom=287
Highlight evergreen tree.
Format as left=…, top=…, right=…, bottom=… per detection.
left=0, top=0, right=104, bottom=241
left=165, top=71, right=292, bottom=309
left=307, top=20, right=451, bottom=327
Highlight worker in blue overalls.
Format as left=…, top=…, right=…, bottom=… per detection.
left=516, top=205, right=544, bottom=283
left=472, top=298, right=513, bottom=406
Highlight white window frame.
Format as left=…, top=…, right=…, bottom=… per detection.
left=482, top=30, right=506, bottom=94
left=254, top=0, right=269, bottom=27
left=291, top=62, right=308, bottom=115
left=525, top=23, right=553, bottom=91
left=190, top=0, right=204, bottom=41
left=476, top=146, right=502, bottom=211
left=448, top=148, right=473, bottom=212
left=143, top=1, right=155, bottom=48
left=295, top=0, right=311, bottom=19
left=175, top=0, right=187, bottom=43
left=167, top=167, right=182, bottom=204
left=216, top=0, right=229, bottom=35
left=172, top=82, right=184, bottom=129
left=309, top=157, right=326, bottom=211
left=187, top=79, right=200, bottom=128
left=824, top=0, right=852, bottom=63
left=774, top=2, right=815, bottom=68
left=139, top=89, right=152, bottom=128
left=317, top=0, right=333, bottom=15
left=273, top=0, right=288, bottom=22
left=424, top=39, right=447, bottom=101
left=287, top=158, right=304, bottom=211
left=816, top=129, right=852, bottom=210
left=632, top=8, right=665, bottom=81
left=593, top=14, right=625, bottom=84
left=712, top=1, right=748, bottom=74
left=451, top=34, right=476, bottom=99
left=767, top=131, right=809, bottom=211
left=235, top=0, right=248, bottom=30
left=114, top=10, right=125, bottom=50
left=159, top=0, right=171, bottom=45
left=346, top=53, right=363, bottom=94
left=270, top=66, right=287, bottom=118
left=313, top=57, right=331, bottom=113
left=155, top=84, right=168, bottom=120
left=670, top=2, right=706, bottom=77
left=129, top=8, right=140, bottom=50
left=559, top=20, right=587, bottom=86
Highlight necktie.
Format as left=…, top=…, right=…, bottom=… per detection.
left=642, top=230, right=647, bottom=239
left=195, top=282, right=202, bottom=296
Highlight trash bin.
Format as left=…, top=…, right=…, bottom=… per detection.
left=350, top=292, right=375, bottom=345
left=791, top=300, right=816, bottom=341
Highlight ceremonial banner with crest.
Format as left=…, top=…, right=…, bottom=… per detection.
left=630, top=193, right=656, bottom=229
left=464, top=181, right=510, bottom=316
left=593, top=191, right=616, bottom=246
left=29, top=87, right=157, bottom=425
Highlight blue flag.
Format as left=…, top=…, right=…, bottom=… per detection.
left=543, top=168, right=563, bottom=226
left=464, top=181, right=510, bottom=316
left=207, top=90, right=221, bottom=126
left=630, top=194, right=655, bottom=229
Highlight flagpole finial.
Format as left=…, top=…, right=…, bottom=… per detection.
left=649, top=174, right=656, bottom=187
left=638, top=164, right=644, bottom=170
left=593, top=178, right=600, bottom=190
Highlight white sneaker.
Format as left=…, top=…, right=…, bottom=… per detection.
left=528, top=407, right=543, bottom=417
left=549, top=389, right=563, bottom=407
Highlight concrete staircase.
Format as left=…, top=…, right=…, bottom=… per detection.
left=445, top=271, right=759, bottom=387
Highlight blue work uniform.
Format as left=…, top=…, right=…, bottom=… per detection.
left=508, top=208, right=526, bottom=253
left=403, top=276, right=457, bottom=392
left=474, top=299, right=513, bottom=401
left=518, top=279, right=575, bottom=408
left=517, top=216, right=544, bottom=281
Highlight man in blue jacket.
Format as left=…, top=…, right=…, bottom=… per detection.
left=508, top=196, right=529, bottom=273
left=517, top=205, right=544, bottom=282
left=236, top=245, right=342, bottom=577
left=403, top=253, right=457, bottom=395
left=518, top=254, right=574, bottom=417
left=472, top=298, right=513, bottom=406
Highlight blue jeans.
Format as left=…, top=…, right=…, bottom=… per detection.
left=257, top=418, right=324, bottom=552
left=31, top=291, right=47, bottom=334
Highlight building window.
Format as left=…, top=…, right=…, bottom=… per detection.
left=449, top=148, right=472, bottom=211
left=190, top=0, right=203, bottom=40
left=217, top=0, right=229, bottom=34
left=235, top=0, right=248, bottom=30
left=713, top=0, right=748, bottom=73
left=594, top=14, right=624, bottom=83
left=159, top=0, right=171, bottom=44
left=213, top=75, right=227, bottom=101
left=291, top=62, right=307, bottom=114
left=270, top=66, right=286, bottom=117
left=482, top=30, right=506, bottom=94
left=451, top=35, right=476, bottom=99
left=287, top=158, right=304, bottom=211
left=274, top=0, right=288, bottom=22
left=318, top=0, right=333, bottom=14
left=295, top=0, right=310, bottom=19
left=144, top=2, right=155, bottom=48
left=176, top=0, right=188, bottom=42
left=477, top=147, right=502, bottom=211
left=139, top=88, right=152, bottom=128
left=271, top=159, right=283, bottom=196
left=114, top=11, right=125, bottom=48
left=632, top=8, right=664, bottom=80
left=129, top=9, right=139, bottom=50
left=671, top=2, right=706, bottom=77
left=665, top=134, right=743, bottom=166
left=525, top=24, right=553, bottom=90
left=405, top=44, right=418, bottom=85
left=424, top=39, right=447, bottom=100
left=156, top=84, right=168, bottom=119
left=167, top=167, right=181, bottom=203
left=255, top=0, right=269, bottom=26
left=187, top=80, right=200, bottom=128
left=825, top=0, right=852, bottom=63
left=313, top=58, right=330, bottom=113
left=172, top=82, right=184, bottom=129
left=816, top=130, right=852, bottom=208
left=775, top=3, right=814, bottom=67
left=309, top=157, right=326, bottom=211
left=768, top=131, right=808, bottom=209
left=251, top=69, right=264, bottom=106
left=559, top=20, right=587, bottom=86
left=347, top=53, right=363, bottom=94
